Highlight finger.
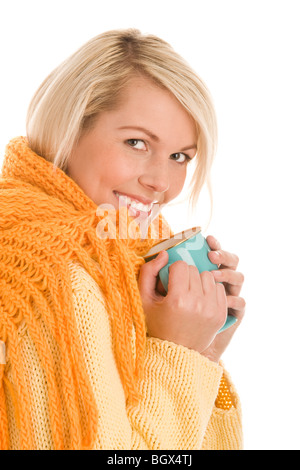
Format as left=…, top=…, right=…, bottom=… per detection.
left=138, top=250, right=169, bottom=298
left=208, top=249, right=239, bottom=270
left=211, top=268, right=244, bottom=285
left=216, top=282, right=227, bottom=313
left=211, top=269, right=244, bottom=297
left=168, top=261, right=190, bottom=295
left=188, top=265, right=203, bottom=294
left=224, top=283, right=242, bottom=298
left=200, top=270, right=216, bottom=295
left=226, top=295, right=246, bottom=315
left=206, top=235, right=222, bottom=251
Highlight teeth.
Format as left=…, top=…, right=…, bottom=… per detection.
left=115, top=192, right=153, bottom=212
left=130, top=200, right=152, bottom=211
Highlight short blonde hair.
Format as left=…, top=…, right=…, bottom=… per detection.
left=26, top=28, right=218, bottom=213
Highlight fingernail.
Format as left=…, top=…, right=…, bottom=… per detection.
left=212, top=250, right=220, bottom=257
left=212, top=270, right=222, bottom=277
left=215, top=238, right=221, bottom=247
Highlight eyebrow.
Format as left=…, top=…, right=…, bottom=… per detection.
left=117, top=126, right=197, bottom=152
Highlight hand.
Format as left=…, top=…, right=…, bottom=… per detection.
left=138, top=250, right=228, bottom=354
left=200, top=235, right=246, bottom=363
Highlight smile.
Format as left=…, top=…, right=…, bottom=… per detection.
left=113, top=191, right=155, bottom=218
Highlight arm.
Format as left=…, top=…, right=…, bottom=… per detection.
left=127, top=337, right=223, bottom=449
left=2, top=260, right=242, bottom=449
left=69, top=261, right=242, bottom=450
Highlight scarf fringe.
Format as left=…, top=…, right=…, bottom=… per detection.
left=0, top=137, right=172, bottom=449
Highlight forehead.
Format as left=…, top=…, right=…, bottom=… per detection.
left=104, top=77, right=197, bottom=141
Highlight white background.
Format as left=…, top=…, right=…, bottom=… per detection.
left=1, top=0, right=299, bottom=450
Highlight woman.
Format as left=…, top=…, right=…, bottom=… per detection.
left=0, top=29, right=245, bottom=450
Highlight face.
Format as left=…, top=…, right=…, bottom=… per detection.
left=66, top=76, right=197, bottom=220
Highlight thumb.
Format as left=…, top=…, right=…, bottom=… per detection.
left=153, top=250, right=169, bottom=273
left=139, top=250, right=168, bottom=297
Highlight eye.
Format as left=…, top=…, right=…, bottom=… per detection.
left=126, top=139, right=147, bottom=150
left=171, top=152, right=192, bottom=164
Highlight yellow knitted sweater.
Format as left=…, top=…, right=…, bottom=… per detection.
left=0, top=137, right=243, bottom=450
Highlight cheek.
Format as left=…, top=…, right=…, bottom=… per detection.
left=99, top=153, right=136, bottom=185
left=168, top=169, right=187, bottom=198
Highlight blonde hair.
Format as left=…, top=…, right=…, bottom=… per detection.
left=26, top=28, right=218, bottom=214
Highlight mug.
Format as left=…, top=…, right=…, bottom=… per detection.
left=144, top=227, right=237, bottom=333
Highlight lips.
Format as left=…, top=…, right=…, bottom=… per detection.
left=113, top=190, right=157, bottom=206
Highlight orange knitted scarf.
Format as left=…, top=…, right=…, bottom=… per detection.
left=0, top=136, right=172, bottom=450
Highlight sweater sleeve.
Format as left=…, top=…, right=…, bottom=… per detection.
left=69, top=261, right=243, bottom=450
left=2, top=260, right=242, bottom=450
left=127, top=337, right=223, bottom=449
left=201, top=367, right=243, bottom=449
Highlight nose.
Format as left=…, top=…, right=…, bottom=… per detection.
left=138, top=158, right=170, bottom=194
